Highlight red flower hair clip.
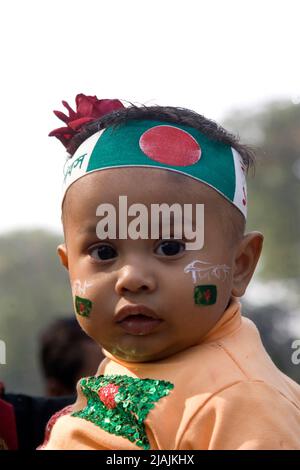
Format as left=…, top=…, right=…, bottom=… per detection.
left=49, top=93, right=125, bottom=149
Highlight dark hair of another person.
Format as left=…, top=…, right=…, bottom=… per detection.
left=39, top=317, right=90, bottom=391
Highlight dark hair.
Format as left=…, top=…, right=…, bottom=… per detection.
left=39, top=317, right=91, bottom=391
left=66, top=104, right=256, bottom=173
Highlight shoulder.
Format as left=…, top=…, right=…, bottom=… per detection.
left=37, top=404, right=74, bottom=449
left=179, top=380, right=300, bottom=450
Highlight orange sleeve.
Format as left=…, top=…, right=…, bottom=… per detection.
left=179, top=381, right=300, bottom=450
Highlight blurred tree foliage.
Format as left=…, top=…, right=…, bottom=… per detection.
left=0, top=230, right=72, bottom=394
left=223, top=101, right=300, bottom=280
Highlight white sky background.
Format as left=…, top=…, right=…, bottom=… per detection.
left=0, top=0, right=299, bottom=236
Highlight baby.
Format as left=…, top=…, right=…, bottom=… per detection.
left=41, top=94, right=300, bottom=450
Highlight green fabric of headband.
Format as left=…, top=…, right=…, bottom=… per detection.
left=62, top=119, right=247, bottom=218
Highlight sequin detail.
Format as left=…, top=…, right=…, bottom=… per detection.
left=98, top=384, right=120, bottom=409
left=71, top=375, right=174, bottom=450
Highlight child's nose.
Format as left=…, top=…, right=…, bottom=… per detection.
left=115, top=264, right=157, bottom=296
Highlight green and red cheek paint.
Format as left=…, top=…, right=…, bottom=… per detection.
left=194, top=285, right=217, bottom=306
left=75, top=295, right=93, bottom=318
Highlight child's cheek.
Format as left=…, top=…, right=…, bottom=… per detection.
left=183, top=259, right=232, bottom=307
left=71, top=278, right=94, bottom=319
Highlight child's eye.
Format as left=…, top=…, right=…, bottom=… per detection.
left=89, top=244, right=118, bottom=261
left=155, top=240, right=185, bottom=257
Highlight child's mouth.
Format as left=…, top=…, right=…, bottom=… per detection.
left=117, top=314, right=163, bottom=335
left=115, top=304, right=163, bottom=336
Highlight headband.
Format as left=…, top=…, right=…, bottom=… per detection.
left=61, top=119, right=247, bottom=218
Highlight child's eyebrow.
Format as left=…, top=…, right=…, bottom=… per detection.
left=75, top=215, right=198, bottom=238
left=77, top=224, right=98, bottom=235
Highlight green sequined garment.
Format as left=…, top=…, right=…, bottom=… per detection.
left=72, top=374, right=174, bottom=450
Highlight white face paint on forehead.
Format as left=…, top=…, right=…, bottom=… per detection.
left=184, top=260, right=231, bottom=284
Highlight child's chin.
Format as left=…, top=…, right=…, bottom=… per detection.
left=110, top=342, right=168, bottom=363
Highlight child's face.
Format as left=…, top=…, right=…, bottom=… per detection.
left=59, top=168, right=254, bottom=362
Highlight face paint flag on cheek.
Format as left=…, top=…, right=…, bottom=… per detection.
left=194, top=285, right=217, bottom=306
left=75, top=295, right=93, bottom=318
left=60, top=120, right=248, bottom=219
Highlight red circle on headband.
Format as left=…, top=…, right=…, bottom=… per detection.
left=139, top=125, right=201, bottom=166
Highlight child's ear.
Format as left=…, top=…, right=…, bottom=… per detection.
left=231, top=231, right=264, bottom=297
left=57, top=243, right=69, bottom=270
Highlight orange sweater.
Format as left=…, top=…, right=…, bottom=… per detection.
left=41, top=298, right=300, bottom=450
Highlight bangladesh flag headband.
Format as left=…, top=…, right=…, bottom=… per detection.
left=61, top=119, right=247, bottom=218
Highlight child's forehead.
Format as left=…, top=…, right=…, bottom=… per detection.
left=62, top=167, right=230, bottom=239
left=62, top=166, right=244, bottom=248
left=66, top=166, right=220, bottom=204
